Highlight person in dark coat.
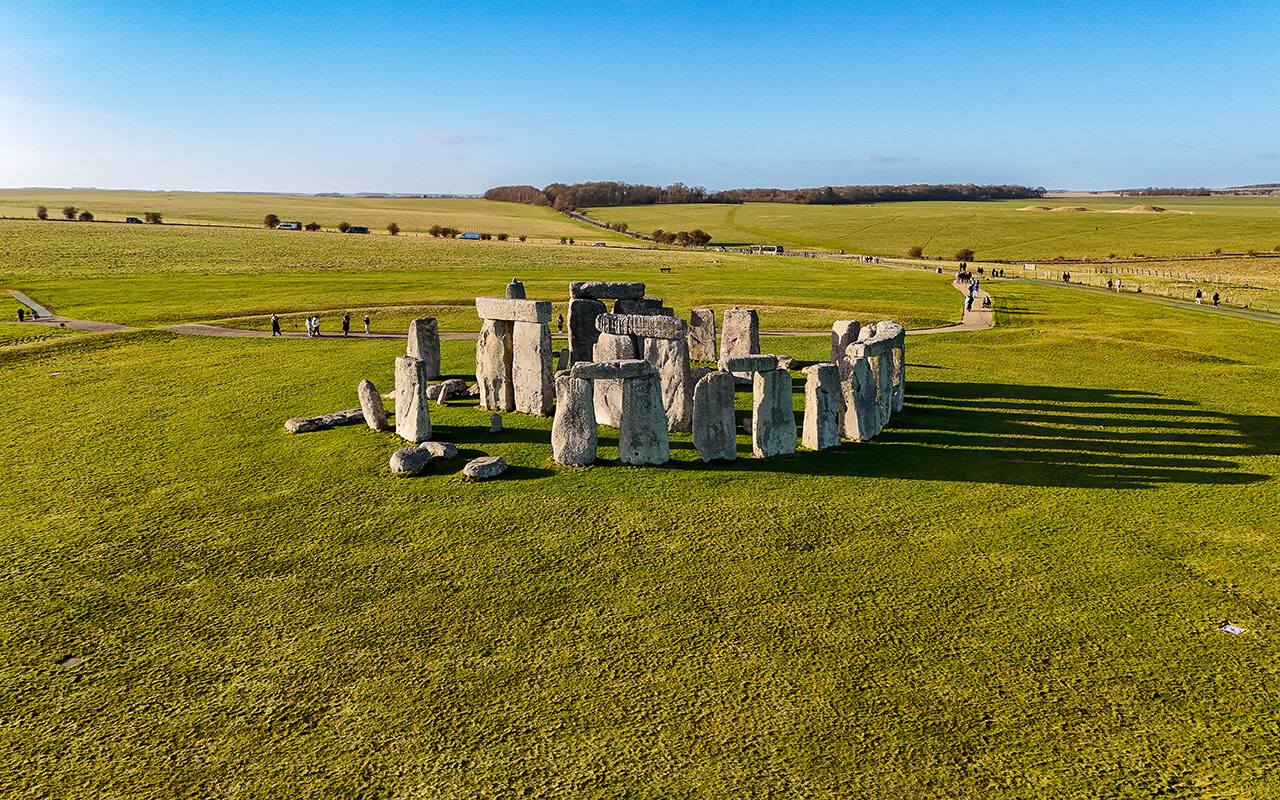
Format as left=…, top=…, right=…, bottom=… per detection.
left=342, top=313, right=350, bottom=336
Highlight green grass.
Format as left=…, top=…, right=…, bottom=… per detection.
left=579, top=196, right=1280, bottom=263
left=3, top=276, right=1280, bottom=796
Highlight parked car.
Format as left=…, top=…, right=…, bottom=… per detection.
left=346, top=226, right=370, bottom=234
left=592, top=241, right=607, bottom=247
left=460, top=232, right=480, bottom=240
left=277, top=222, right=302, bottom=230
left=124, top=217, right=143, bottom=224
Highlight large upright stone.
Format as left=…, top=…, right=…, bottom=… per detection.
left=570, top=281, right=645, bottom=300
left=591, top=334, right=636, bottom=427
left=505, top=279, right=525, bottom=299
left=476, top=319, right=515, bottom=412
left=719, top=308, right=760, bottom=378
left=596, top=313, right=687, bottom=340
left=551, top=374, right=597, bottom=466
left=512, top=321, right=554, bottom=416
left=801, top=364, right=840, bottom=450
left=689, top=309, right=717, bottom=362
left=751, top=368, right=796, bottom=458
left=830, top=320, right=861, bottom=364
left=568, top=297, right=607, bottom=364
left=394, top=356, right=432, bottom=443
left=692, top=371, right=736, bottom=462
left=838, top=356, right=880, bottom=441
left=618, top=369, right=670, bottom=466
left=357, top=378, right=389, bottom=431
left=643, top=336, right=693, bottom=433
left=407, top=318, right=441, bottom=379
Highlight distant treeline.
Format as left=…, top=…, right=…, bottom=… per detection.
left=485, top=182, right=1045, bottom=210
left=1121, top=188, right=1212, bottom=197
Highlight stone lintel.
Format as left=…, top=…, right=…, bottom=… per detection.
left=595, top=313, right=687, bottom=340
left=475, top=296, right=553, bottom=323
left=570, top=359, right=654, bottom=380
left=569, top=281, right=646, bottom=300
left=722, top=354, right=779, bottom=373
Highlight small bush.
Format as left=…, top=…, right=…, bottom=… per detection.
left=954, top=248, right=975, bottom=261
left=337, top=221, right=351, bottom=233
left=305, top=222, right=321, bottom=231
left=386, top=222, right=400, bottom=236
left=264, top=214, right=280, bottom=228
left=144, top=212, right=163, bottom=224
left=428, top=225, right=442, bottom=237
left=496, top=233, right=508, bottom=241
left=908, top=245, right=924, bottom=259
left=77, top=211, right=94, bottom=222
left=63, top=206, right=77, bottom=220
left=36, top=205, right=48, bottom=220
left=518, top=234, right=527, bottom=242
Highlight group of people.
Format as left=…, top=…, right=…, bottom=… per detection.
left=270, top=312, right=372, bottom=337
left=1194, top=289, right=1221, bottom=307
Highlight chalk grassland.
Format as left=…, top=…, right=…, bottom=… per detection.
left=0, top=219, right=959, bottom=331
left=1, top=280, right=1279, bottom=796
left=579, top=195, right=1280, bottom=262
left=0, top=189, right=632, bottom=243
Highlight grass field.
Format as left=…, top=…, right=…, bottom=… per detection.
left=3, top=202, right=1280, bottom=796
left=580, top=196, right=1280, bottom=264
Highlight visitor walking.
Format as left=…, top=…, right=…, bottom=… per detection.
left=557, top=313, right=564, bottom=333
left=271, top=313, right=280, bottom=336
left=342, top=313, right=350, bottom=336
left=363, top=314, right=370, bottom=334
left=312, top=316, right=320, bottom=337
left=17, top=308, right=24, bottom=322
left=1213, top=292, right=1220, bottom=307
left=1195, top=289, right=1203, bottom=305
left=304, top=317, right=312, bottom=337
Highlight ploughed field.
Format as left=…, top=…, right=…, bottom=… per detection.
left=2, top=215, right=1280, bottom=796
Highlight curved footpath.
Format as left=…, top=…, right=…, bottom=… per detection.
left=7, top=280, right=994, bottom=342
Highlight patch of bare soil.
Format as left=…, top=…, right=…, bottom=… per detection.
left=1018, top=206, right=1052, bottom=211
left=1115, top=205, right=1167, bottom=213
left=1050, top=206, right=1092, bottom=212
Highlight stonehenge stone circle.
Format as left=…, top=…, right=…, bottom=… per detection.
left=406, top=317, right=441, bottom=379
left=751, top=369, right=797, bottom=458
left=551, top=373, right=598, bottom=466
left=394, top=355, right=432, bottom=443
left=476, top=296, right=555, bottom=416
left=692, top=371, right=737, bottom=462
left=474, top=296, right=552, bottom=324
left=801, top=364, right=840, bottom=451
left=688, top=309, right=717, bottom=362
left=357, top=379, right=389, bottom=431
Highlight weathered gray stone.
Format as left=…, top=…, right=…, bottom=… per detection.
left=551, top=374, right=597, bottom=465
left=660, top=307, right=674, bottom=317
left=425, top=383, right=445, bottom=402
left=776, top=354, right=798, bottom=371
left=613, top=296, right=663, bottom=315
left=284, top=408, right=364, bottom=433
left=418, top=441, right=459, bottom=459
left=406, top=318, right=441, bottom=379
left=357, top=379, right=389, bottom=431
left=570, top=281, right=645, bottom=300
left=463, top=456, right=508, bottom=480
left=571, top=358, right=652, bottom=380
left=489, top=413, right=503, bottom=433
left=643, top=336, right=693, bottom=432
left=838, top=356, right=880, bottom=441
left=692, top=371, right=737, bottom=462
left=476, top=319, right=514, bottom=411
left=435, top=378, right=469, bottom=405
left=751, top=369, right=796, bottom=458
left=567, top=297, right=607, bottom=364
left=741, top=415, right=753, bottom=436
left=719, top=308, right=760, bottom=377
left=512, top=321, right=554, bottom=416
left=801, top=364, right=840, bottom=450
left=689, top=309, right=716, bottom=362
left=590, top=334, right=636, bottom=427
left=475, top=296, right=553, bottom=324
left=389, top=446, right=434, bottom=476
left=505, top=279, right=525, bottom=299
left=618, top=369, right=669, bottom=465
left=831, top=320, right=861, bottom=363
left=394, top=356, right=432, bottom=443
left=845, top=338, right=893, bottom=359
left=722, top=354, right=778, bottom=373
left=595, top=313, right=687, bottom=341
left=557, top=349, right=570, bottom=371
left=690, top=366, right=712, bottom=385
left=875, top=352, right=894, bottom=429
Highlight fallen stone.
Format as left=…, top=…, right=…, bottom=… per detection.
left=394, top=356, right=432, bottom=443
left=475, top=296, right=553, bottom=324
left=406, top=318, right=441, bottom=379
left=417, top=441, right=459, bottom=459
left=752, top=369, right=796, bottom=458
left=357, top=379, right=389, bottom=431
left=688, top=309, right=717, bottom=362
left=692, top=371, right=737, bottom=462
left=570, top=359, right=653, bottom=380
left=801, top=364, right=840, bottom=450
left=463, top=455, right=508, bottom=480
left=570, top=281, right=645, bottom=300
left=389, top=447, right=434, bottom=475
left=568, top=297, right=607, bottom=364
left=551, top=373, right=597, bottom=465
left=595, top=313, right=687, bottom=341
left=435, top=378, right=469, bottom=404
left=722, top=354, right=778, bottom=373
left=284, top=408, right=365, bottom=433
left=505, top=279, right=525, bottom=299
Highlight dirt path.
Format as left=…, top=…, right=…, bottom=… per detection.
left=908, top=280, right=993, bottom=335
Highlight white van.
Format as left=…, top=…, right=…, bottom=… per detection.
left=277, top=222, right=302, bottom=230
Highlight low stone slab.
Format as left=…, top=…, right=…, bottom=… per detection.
left=418, top=441, right=459, bottom=459
left=570, top=359, right=653, bottom=380
left=463, top=456, right=508, bottom=480
left=722, top=354, right=778, bottom=373
left=389, top=447, right=435, bottom=476
left=357, top=379, right=389, bottom=431
left=595, top=313, right=687, bottom=341
left=475, top=296, right=553, bottom=324
left=284, top=408, right=364, bottom=433
left=570, top=281, right=645, bottom=300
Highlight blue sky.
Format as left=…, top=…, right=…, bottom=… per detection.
left=2, top=0, right=1277, bottom=193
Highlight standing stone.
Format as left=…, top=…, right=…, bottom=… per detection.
left=489, top=413, right=503, bottom=433
left=801, top=364, right=840, bottom=450
left=407, top=318, right=441, bottom=379
left=505, top=279, right=525, bottom=299
left=752, top=369, right=796, bottom=458
left=512, top=321, right=554, bottom=416
left=830, top=320, right=861, bottom=364
left=642, top=336, right=693, bottom=432
left=719, top=308, right=760, bottom=378
left=692, top=371, right=736, bottom=462
left=476, top=319, right=515, bottom=412
left=394, top=356, right=432, bottom=443
left=689, top=309, right=717, bottom=362
left=551, top=374, right=597, bottom=466
left=618, top=369, right=670, bottom=466
left=874, top=353, right=895, bottom=428
left=838, top=356, right=880, bottom=441
left=557, top=349, right=570, bottom=371
left=357, top=378, right=389, bottom=431
left=591, top=333, right=636, bottom=427
left=568, top=298, right=607, bottom=364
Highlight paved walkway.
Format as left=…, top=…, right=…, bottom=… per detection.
left=907, top=280, right=993, bottom=335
